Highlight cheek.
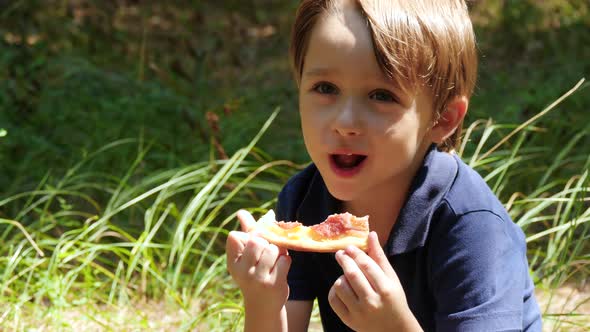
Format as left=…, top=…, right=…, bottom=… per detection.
left=299, top=98, right=327, bottom=135
left=381, top=111, right=422, bottom=136
left=375, top=115, right=425, bottom=156
left=299, top=109, right=315, bottom=134
left=300, top=117, right=323, bottom=162
left=366, top=112, right=401, bottom=139
left=299, top=108, right=321, bottom=151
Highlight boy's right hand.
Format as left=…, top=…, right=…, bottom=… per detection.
left=226, top=209, right=292, bottom=312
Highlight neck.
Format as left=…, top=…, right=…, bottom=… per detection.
left=343, top=178, right=411, bottom=247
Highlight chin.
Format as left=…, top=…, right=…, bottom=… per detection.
left=315, top=164, right=361, bottom=202
left=324, top=181, right=359, bottom=202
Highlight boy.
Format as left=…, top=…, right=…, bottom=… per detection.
left=226, top=0, right=543, bottom=330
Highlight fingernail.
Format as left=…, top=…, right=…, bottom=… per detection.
left=346, top=245, right=356, bottom=252
left=229, top=231, right=249, bottom=241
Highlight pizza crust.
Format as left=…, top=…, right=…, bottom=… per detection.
left=247, top=210, right=369, bottom=252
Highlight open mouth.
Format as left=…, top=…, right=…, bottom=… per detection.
left=329, top=154, right=367, bottom=177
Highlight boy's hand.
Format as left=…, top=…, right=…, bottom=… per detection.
left=226, top=210, right=291, bottom=312
left=329, top=232, right=423, bottom=332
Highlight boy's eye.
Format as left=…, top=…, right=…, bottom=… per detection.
left=313, top=82, right=338, bottom=95
left=370, top=89, right=397, bottom=103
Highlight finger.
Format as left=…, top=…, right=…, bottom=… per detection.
left=270, top=254, right=291, bottom=282
left=367, top=232, right=397, bottom=278
left=344, top=243, right=391, bottom=294
left=329, top=278, right=350, bottom=319
left=332, top=274, right=359, bottom=308
left=277, top=246, right=289, bottom=256
left=256, top=243, right=280, bottom=277
left=237, top=209, right=257, bottom=232
left=335, top=250, right=372, bottom=300
left=240, top=235, right=269, bottom=268
left=226, top=231, right=249, bottom=265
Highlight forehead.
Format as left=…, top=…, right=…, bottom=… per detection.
left=314, top=3, right=370, bottom=51
left=303, top=4, right=383, bottom=79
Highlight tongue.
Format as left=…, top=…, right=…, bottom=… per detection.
left=334, top=155, right=364, bottom=168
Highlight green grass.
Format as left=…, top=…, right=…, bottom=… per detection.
left=0, top=111, right=302, bottom=330
left=2, top=0, right=587, bottom=194
left=2, top=83, right=590, bottom=330
left=1, top=1, right=589, bottom=330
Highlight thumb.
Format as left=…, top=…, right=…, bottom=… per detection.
left=236, top=209, right=256, bottom=232
left=367, top=232, right=397, bottom=278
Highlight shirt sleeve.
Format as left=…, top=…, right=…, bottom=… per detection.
left=429, top=210, right=529, bottom=332
left=274, top=177, right=317, bottom=301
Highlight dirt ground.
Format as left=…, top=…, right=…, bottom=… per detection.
left=3, top=285, right=588, bottom=331
left=307, top=285, right=590, bottom=332
left=536, top=284, right=590, bottom=331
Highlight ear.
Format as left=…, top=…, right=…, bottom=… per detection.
left=430, top=96, right=469, bottom=144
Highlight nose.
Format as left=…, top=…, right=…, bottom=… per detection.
left=332, top=98, right=362, bottom=137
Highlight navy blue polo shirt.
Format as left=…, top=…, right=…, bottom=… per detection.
left=276, top=146, right=542, bottom=331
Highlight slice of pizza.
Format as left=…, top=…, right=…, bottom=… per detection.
left=246, top=210, right=369, bottom=252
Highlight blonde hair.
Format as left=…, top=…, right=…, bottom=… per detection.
left=289, top=0, right=478, bottom=152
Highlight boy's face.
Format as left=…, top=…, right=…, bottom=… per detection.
left=298, top=4, right=437, bottom=203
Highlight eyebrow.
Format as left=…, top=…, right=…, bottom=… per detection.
left=304, top=66, right=394, bottom=85
left=303, top=67, right=340, bottom=77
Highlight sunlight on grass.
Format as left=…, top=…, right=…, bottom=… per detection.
left=1, top=78, right=589, bottom=330
left=0, top=109, right=301, bottom=330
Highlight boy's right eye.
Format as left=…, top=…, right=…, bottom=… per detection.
left=312, top=82, right=339, bottom=95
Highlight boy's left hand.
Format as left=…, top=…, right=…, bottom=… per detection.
left=329, top=232, right=423, bottom=332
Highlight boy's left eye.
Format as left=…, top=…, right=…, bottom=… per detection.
left=312, top=82, right=338, bottom=95
left=369, top=90, right=397, bottom=103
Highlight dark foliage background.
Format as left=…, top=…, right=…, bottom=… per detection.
left=1, top=0, right=588, bottom=197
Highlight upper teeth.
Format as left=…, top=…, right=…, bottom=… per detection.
left=346, top=153, right=352, bottom=156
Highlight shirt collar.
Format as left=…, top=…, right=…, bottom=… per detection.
left=295, top=145, right=458, bottom=256
left=385, top=145, right=458, bottom=255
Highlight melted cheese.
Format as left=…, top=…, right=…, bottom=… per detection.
left=249, top=210, right=369, bottom=252
left=266, top=224, right=310, bottom=240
